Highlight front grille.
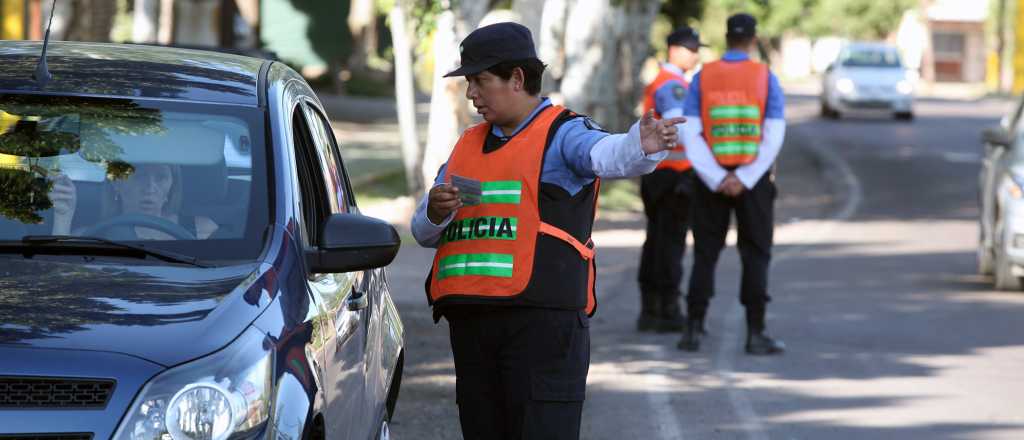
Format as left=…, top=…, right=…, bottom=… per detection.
left=0, top=376, right=114, bottom=408
left=0, top=434, right=92, bottom=440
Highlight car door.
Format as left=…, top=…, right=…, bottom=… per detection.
left=289, top=99, right=370, bottom=440
left=302, top=102, right=391, bottom=426
left=983, top=97, right=1024, bottom=252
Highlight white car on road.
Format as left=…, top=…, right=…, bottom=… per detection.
left=979, top=95, right=1024, bottom=290
left=821, top=42, right=915, bottom=120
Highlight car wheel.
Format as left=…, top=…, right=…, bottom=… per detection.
left=894, top=111, right=914, bottom=121
left=820, top=100, right=839, bottom=119
left=994, top=245, right=1022, bottom=290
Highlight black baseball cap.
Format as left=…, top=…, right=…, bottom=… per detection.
left=444, top=22, right=538, bottom=78
left=666, top=26, right=705, bottom=52
left=726, top=13, right=757, bottom=39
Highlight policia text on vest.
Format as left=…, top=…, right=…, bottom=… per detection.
left=410, top=21, right=686, bottom=440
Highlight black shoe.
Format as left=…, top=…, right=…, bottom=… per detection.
left=676, top=319, right=702, bottom=351
left=655, top=298, right=686, bottom=333
left=636, top=293, right=661, bottom=332
left=745, top=331, right=785, bottom=355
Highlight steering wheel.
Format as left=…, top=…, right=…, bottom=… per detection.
left=81, top=213, right=197, bottom=240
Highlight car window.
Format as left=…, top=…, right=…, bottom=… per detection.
left=292, top=106, right=331, bottom=248
left=0, top=94, right=269, bottom=262
left=302, top=103, right=349, bottom=214
left=840, top=48, right=902, bottom=68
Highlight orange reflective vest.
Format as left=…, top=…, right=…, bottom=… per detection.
left=428, top=105, right=599, bottom=316
left=643, top=66, right=691, bottom=172
left=699, top=60, right=769, bottom=167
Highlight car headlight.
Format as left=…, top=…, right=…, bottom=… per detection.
left=896, top=80, right=913, bottom=95
left=836, top=78, right=856, bottom=94
left=113, top=327, right=273, bottom=440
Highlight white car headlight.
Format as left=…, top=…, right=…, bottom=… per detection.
left=835, top=78, right=856, bottom=95
left=1001, top=174, right=1024, bottom=200
left=896, top=80, right=913, bottom=95
left=113, top=327, right=273, bottom=440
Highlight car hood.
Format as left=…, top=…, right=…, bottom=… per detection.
left=0, top=257, right=275, bottom=367
left=837, top=66, right=909, bottom=86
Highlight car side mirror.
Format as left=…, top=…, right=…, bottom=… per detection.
left=982, top=126, right=1012, bottom=148
left=306, top=213, right=401, bottom=273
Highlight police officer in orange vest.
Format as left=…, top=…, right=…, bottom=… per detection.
left=676, top=13, right=787, bottom=355
left=637, top=26, right=704, bottom=333
left=410, top=22, right=685, bottom=439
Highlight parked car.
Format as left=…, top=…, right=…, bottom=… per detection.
left=821, top=42, right=916, bottom=120
left=0, top=41, right=404, bottom=440
left=978, top=95, right=1024, bottom=290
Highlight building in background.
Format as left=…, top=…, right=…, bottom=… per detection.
left=922, top=0, right=988, bottom=83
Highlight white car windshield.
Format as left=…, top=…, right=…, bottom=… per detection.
left=840, top=47, right=903, bottom=68
left=0, top=94, right=269, bottom=263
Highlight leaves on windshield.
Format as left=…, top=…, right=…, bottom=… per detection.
left=0, top=95, right=166, bottom=225
left=0, top=168, right=52, bottom=224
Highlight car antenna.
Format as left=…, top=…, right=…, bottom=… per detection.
left=33, top=0, right=58, bottom=88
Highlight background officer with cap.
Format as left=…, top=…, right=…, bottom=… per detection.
left=676, top=12, right=787, bottom=355
left=410, top=21, right=685, bottom=439
left=637, top=26, right=704, bottom=333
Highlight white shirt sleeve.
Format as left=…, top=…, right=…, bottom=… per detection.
left=588, top=119, right=668, bottom=178
left=410, top=185, right=455, bottom=248
left=682, top=115, right=728, bottom=190
left=735, top=118, right=786, bottom=188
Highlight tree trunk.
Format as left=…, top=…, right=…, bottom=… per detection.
left=420, top=9, right=462, bottom=191
left=347, top=0, right=377, bottom=72
left=157, top=0, right=174, bottom=44
left=537, top=0, right=570, bottom=96
left=389, top=4, right=423, bottom=196
left=132, top=0, right=159, bottom=43
left=418, top=1, right=493, bottom=191
left=175, top=0, right=219, bottom=46
left=512, top=0, right=545, bottom=47
left=559, top=0, right=658, bottom=131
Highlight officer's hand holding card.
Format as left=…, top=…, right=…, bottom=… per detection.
left=451, top=175, right=482, bottom=206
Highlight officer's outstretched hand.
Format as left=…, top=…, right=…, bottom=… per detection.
left=640, top=110, right=687, bottom=155
left=427, top=184, right=462, bottom=225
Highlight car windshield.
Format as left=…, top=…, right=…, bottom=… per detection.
left=840, top=47, right=903, bottom=68
left=0, top=94, right=269, bottom=263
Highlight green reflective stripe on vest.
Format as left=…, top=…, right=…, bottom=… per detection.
left=481, top=180, right=522, bottom=204
left=437, top=253, right=514, bottom=279
left=711, top=122, right=761, bottom=138
left=440, top=216, right=518, bottom=244
left=712, top=141, right=759, bottom=155
left=709, top=105, right=760, bottom=120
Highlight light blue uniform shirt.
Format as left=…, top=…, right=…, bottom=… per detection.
left=430, top=97, right=609, bottom=195
left=683, top=50, right=785, bottom=119
left=652, top=63, right=689, bottom=117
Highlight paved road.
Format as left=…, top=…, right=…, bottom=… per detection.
left=383, top=93, right=1021, bottom=439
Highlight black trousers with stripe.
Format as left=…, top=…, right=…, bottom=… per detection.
left=446, top=306, right=590, bottom=440
left=686, top=173, right=775, bottom=331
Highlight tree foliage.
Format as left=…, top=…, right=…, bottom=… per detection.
left=699, top=0, right=917, bottom=46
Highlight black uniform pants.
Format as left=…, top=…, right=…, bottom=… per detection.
left=447, top=307, right=590, bottom=440
left=687, top=173, right=775, bottom=330
left=638, top=168, right=695, bottom=298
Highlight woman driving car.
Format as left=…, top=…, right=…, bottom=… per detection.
left=50, top=163, right=218, bottom=240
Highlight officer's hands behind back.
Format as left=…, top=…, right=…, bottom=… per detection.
left=640, top=110, right=686, bottom=155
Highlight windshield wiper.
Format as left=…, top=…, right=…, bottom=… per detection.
left=4, top=235, right=209, bottom=267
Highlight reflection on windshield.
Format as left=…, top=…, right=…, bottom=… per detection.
left=0, top=95, right=268, bottom=262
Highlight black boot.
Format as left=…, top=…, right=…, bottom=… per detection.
left=745, top=330, right=785, bottom=355
left=655, top=296, right=686, bottom=333
left=676, top=318, right=703, bottom=351
left=636, top=292, right=661, bottom=332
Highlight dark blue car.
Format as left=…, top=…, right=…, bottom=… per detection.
left=0, top=42, right=404, bottom=440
